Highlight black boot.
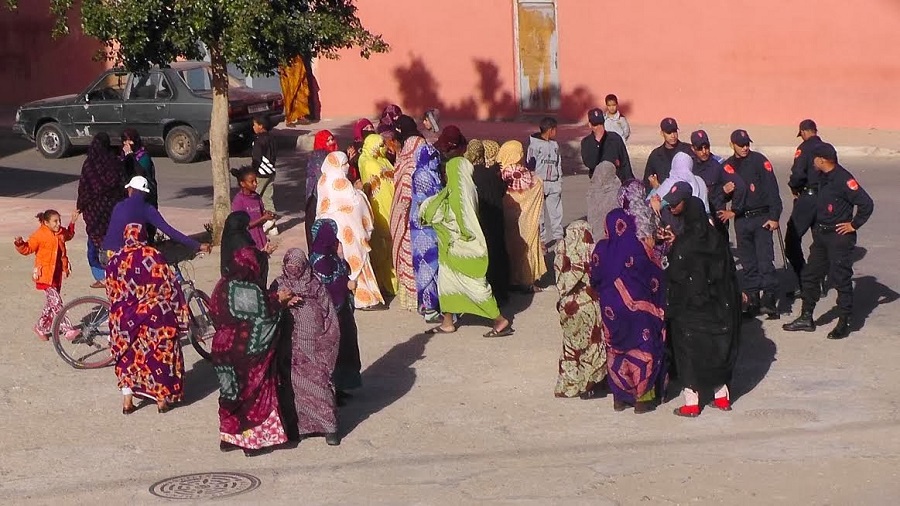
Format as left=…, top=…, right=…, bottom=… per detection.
left=827, top=317, right=851, bottom=340
left=782, top=308, right=816, bottom=332
left=760, top=292, right=779, bottom=319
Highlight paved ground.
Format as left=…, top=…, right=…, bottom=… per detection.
left=1, top=124, right=900, bottom=504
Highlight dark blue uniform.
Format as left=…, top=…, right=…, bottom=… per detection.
left=784, top=135, right=824, bottom=278
left=643, top=141, right=693, bottom=189
left=723, top=151, right=783, bottom=308
left=692, top=154, right=729, bottom=238
left=799, top=164, right=874, bottom=317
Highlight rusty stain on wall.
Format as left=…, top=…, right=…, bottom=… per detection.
left=516, top=2, right=557, bottom=111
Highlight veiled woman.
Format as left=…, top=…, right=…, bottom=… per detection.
left=590, top=209, right=667, bottom=414
left=358, top=133, right=397, bottom=296
left=273, top=248, right=342, bottom=445
left=410, top=144, right=444, bottom=323
left=210, top=247, right=299, bottom=456
left=107, top=223, right=187, bottom=415
left=305, top=130, right=338, bottom=247
left=309, top=218, right=362, bottom=396
left=421, top=157, right=513, bottom=337
left=76, top=132, right=124, bottom=286
left=389, top=115, right=427, bottom=311
left=586, top=161, right=621, bottom=240
left=469, top=139, right=510, bottom=304
left=498, top=140, right=547, bottom=292
left=317, top=151, right=385, bottom=310
left=664, top=188, right=741, bottom=417
left=220, top=210, right=271, bottom=284
left=554, top=220, right=607, bottom=399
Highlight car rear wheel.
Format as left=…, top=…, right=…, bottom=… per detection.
left=36, top=122, right=71, bottom=159
left=165, top=125, right=201, bottom=163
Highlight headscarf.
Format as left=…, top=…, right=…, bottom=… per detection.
left=309, top=218, right=351, bottom=308
left=77, top=132, right=124, bottom=245
left=353, top=118, right=375, bottom=142
left=586, top=161, right=621, bottom=239
left=225, top=246, right=264, bottom=287
left=379, top=104, right=403, bottom=129
left=464, top=139, right=486, bottom=166
left=395, top=115, right=422, bottom=144
left=434, top=125, right=466, bottom=158
left=656, top=152, right=709, bottom=213
left=424, top=109, right=441, bottom=133
left=313, top=130, right=337, bottom=152
left=554, top=220, right=595, bottom=296
left=498, top=140, right=536, bottom=190
left=618, top=179, right=658, bottom=242
left=483, top=140, right=501, bottom=167
left=220, top=211, right=254, bottom=277
left=276, top=248, right=325, bottom=299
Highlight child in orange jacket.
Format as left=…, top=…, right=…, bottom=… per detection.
left=14, top=209, right=79, bottom=341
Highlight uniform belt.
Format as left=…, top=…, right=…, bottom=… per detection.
left=800, top=187, right=817, bottom=196
left=815, top=223, right=836, bottom=233
left=736, top=206, right=770, bottom=219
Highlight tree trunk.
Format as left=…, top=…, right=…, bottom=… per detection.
left=207, top=41, right=231, bottom=246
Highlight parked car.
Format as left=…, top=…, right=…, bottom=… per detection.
left=12, top=61, right=285, bottom=163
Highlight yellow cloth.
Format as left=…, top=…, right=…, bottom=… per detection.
left=278, top=56, right=310, bottom=124
left=358, top=134, right=397, bottom=295
left=502, top=174, right=547, bottom=286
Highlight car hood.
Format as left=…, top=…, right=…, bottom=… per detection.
left=19, top=94, right=79, bottom=109
left=192, top=88, right=282, bottom=104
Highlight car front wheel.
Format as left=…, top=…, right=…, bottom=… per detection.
left=36, top=122, right=71, bottom=159
left=165, top=125, right=201, bottom=163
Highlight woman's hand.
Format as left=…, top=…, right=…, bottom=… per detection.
left=649, top=195, right=662, bottom=215
left=347, top=279, right=357, bottom=291
left=263, top=210, right=276, bottom=221
left=71, top=210, right=81, bottom=224
left=122, top=140, right=133, bottom=155
left=277, top=289, right=302, bottom=307
left=264, top=242, right=278, bottom=254
left=648, top=174, right=660, bottom=189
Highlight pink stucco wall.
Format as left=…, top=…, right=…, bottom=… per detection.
left=0, top=1, right=108, bottom=108
left=317, top=0, right=900, bottom=129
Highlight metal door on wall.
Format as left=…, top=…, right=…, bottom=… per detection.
left=515, top=0, right=560, bottom=112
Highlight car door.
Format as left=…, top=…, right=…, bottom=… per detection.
left=122, top=71, right=171, bottom=144
left=67, top=71, right=128, bottom=143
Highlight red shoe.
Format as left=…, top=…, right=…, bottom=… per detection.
left=709, top=397, right=733, bottom=411
left=672, top=405, right=701, bottom=417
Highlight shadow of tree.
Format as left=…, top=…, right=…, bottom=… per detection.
left=339, top=332, right=433, bottom=436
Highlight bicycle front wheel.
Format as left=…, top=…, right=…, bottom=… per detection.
left=51, top=296, right=114, bottom=369
left=187, top=290, right=215, bottom=361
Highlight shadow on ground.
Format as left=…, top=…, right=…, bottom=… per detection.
left=339, top=332, right=433, bottom=436
left=0, top=166, right=80, bottom=197
left=731, top=318, right=777, bottom=403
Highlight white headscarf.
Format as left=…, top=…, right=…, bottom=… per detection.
left=655, top=152, right=709, bottom=213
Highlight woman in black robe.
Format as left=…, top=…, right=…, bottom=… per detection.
left=221, top=211, right=270, bottom=285
left=665, top=192, right=741, bottom=417
left=468, top=139, right=511, bottom=306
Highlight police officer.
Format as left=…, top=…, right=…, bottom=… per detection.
left=580, top=108, right=633, bottom=182
left=643, top=117, right=693, bottom=189
left=785, top=119, right=825, bottom=287
left=690, top=130, right=730, bottom=238
left=783, top=143, right=874, bottom=339
left=717, top=129, right=782, bottom=317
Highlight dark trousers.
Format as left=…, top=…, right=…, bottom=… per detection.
left=735, top=214, right=778, bottom=295
left=800, top=229, right=856, bottom=316
left=713, top=216, right=729, bottom=242
left=785, top=193, right=817, bottom=278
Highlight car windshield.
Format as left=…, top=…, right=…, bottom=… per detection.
left=177, top=66, right=247, bottom=92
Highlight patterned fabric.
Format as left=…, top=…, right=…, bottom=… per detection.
left=77, top=134, right=124, bottom=246
left=501, top=169, right=547, bottom=287
left=421, top=157, right=500, bottom=319
left=410, top=145, right=443, bottom=315
left=106, top=223, right=187, bottom=404
left=358, top=134, right=397, bottom=295
left=618, top=179, right=668, bottom=261
left=317, top=151, right=385, bottom=309
left=389, top=136, right=426, bottom=311
left=36, top=287, right=71, bottom=335
left=274, top=249, right=340, bottom=435
left=586, top=161, right=621, bottom=239
left=498, top=141, right=537, bottom=191
left=464, top=139, right=485, bottom=166
left=554, top=220, right=607, bottom=397
left=483, top=140, right=501, bottom=166
left=210, top=247, right=287, bottom=450
left=590, top=210, right=667, bottom=404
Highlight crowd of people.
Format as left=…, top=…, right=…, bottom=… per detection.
left=12, top=98, right=875, bottom=454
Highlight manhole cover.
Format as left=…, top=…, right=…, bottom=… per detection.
left=149, top=472, right=261, bottom=500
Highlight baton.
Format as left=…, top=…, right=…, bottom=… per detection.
left=775, top=226, right=789, bottom=270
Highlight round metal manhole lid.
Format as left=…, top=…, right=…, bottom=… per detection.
left=149, top=472, right=261, bottom=500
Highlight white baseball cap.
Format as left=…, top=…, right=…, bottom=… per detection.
left=125, top=175, right=150, bottom=193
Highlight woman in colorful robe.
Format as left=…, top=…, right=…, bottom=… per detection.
left=498, top=140, right=547, bottom=292
left=389, top=116, right=427, bottom=311
left=358, top=133, right=397, bottom=296
left=410, top=144, right=444, bottom=323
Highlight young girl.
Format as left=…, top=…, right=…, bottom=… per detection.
left=230, top=166, right=274, bottom=252
left=14, top=209, right=79, bottom=341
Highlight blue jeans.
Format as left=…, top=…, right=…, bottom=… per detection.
left=87, top=239, right=105, bottom=281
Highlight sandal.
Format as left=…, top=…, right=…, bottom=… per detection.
left=90, top=280, right=105, bottom=289
left=483, top=326, right=515, bottom=338
left=426, top=326, right=456, bottom=334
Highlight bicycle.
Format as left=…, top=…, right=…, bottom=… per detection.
left=50, top=246, right=216, bottom=369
